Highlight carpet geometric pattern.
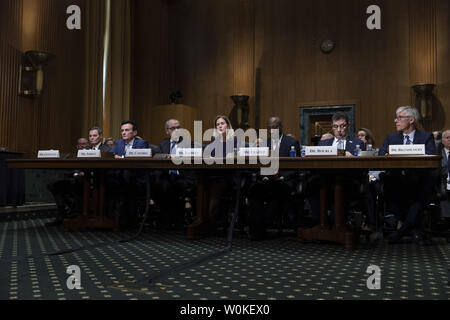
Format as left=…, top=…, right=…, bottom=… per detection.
left=0, top=218, right=449, bottom=300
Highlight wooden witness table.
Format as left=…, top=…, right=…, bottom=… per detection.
left=8, top=155, right=440, bottom=248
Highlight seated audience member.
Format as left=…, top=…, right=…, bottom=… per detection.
left=433, top=131, right=442, bottom=151
left=357, top=127, right=380, bottom=233
left=88, top=127, right=111, bottom=152
left=76, top=137, right=89, bottom=150
left=46, top=137, right=91, bottom=226
left=152, top=119, right=197, bottom=228
left=357, top=128, right=375, bottom=148
left=109, top=121, right=150, bottom=229
left=307, top=112, right=366, bottom=226
left=378, top=106, right=436, bottom=245
left=439, top=130, right=450, bottom=218
left=247, top=117, right=301, bottom=240
left=104, top=137, right=115, bottom=149
left=320, top=133, right=334, bottom=141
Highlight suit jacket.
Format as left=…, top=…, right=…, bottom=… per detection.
left=86, top=143, right=111, bottom=153
left=158, top=137, right=202, bottom=154
left=378, top=130, right=436, bottom=155
left=267, top=135, right=301, bottom=157
left=111, top=138, right=149, bottom=157
left=319, top=136, right=365, bottom=154
left=442, top=147, right=450, bottom=176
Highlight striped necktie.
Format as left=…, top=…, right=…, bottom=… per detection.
left=404, top=135, right=411, bottom=145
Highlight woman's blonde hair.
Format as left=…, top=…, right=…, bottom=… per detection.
left=214, top=115, right=234, bottom=141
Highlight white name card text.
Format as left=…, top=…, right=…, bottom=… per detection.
left=239, top=147, right=269, bottom=157
left=175, top=148, right=203, bottom=157
left=77, top=150, right=101, bottom=158
left=305, top=146, right=338, bottom=156
left=389, top=145, right=425, bottom=155
left=38, top=150, right=60, bottom=158
left=126, top=149, right=152, bottom=158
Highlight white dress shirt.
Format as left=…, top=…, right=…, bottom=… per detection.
left=333, top=137, right=346, bottom=150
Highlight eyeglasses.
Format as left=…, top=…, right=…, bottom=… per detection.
left=394, top=116, right=411, bottom=121
left=332, top=124, right=348, bottom=130
left=168, top=126, right=181, bottom=131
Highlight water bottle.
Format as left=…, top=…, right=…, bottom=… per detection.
left=354, top=144, right=361, bottom=157
left=367, top=144, right=373, bottom=151
left=300, top=146, right=306, bottom=158
left=289, top=146, right=297, bottom=157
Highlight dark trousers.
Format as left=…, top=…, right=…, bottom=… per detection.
left=247, top=177, right=299, bottom=234
left=307, top=173, right=366, bottom=225
left=152, top=171, right=195, bottom=228
left=105, top=169, right=147, bottom=229
left=47, top=177, right=83, bottom=220
left=384, top=169, right=435, bottom=230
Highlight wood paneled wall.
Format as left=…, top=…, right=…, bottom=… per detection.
left=130, top=0, right=169, bottom=141
left=132, top=0, right=450, bottom=146
left=0, top=0, right=85, bottom=154
left=2, top=0, right=449, bottom=151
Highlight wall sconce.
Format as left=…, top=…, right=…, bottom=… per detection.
left=230, top=95, right=250, bottom=130
left=412, top=84, right=435, bottom=120
left=19, top=51, right=55, bottom=98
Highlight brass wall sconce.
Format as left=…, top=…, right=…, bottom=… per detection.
left=19, top=51, right=55, bottom=98
left=412, top=84, right=435, bottom=120
left=230, top=95, right=250, bottom=130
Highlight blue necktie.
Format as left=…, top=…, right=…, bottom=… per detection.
left=405, top=135, right=411, bottom=145
left=170, top=141, right=177, bottom=154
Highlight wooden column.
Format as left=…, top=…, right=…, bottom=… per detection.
left=232, top=0, right=255, bottom=127
left=409, top=0, right=437, bottom=86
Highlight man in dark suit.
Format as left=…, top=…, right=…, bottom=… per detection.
left=379, top=106, right=436, bottom=245
left=307, top=112, right=366, bottom=226
left=109, top=121, right=151, bottom=229
left=152, top=119, right=197, bottom=228
left=439, top=130, right=450, bottom=218
left=87, top=126, right=111, bottom=152
left=247, top=117, right=302, bottom=240
left=319, top=112, right=365, bottom=155
left=111, top=120, right=149, bottom=158
left=47, top=129, right=111, bottom=227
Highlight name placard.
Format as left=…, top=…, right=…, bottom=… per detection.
left=38, top=150, right=60, bottom=158
left=77, top=150, right=101, bottom=158
left=126, top=149, right=152, bottom=158
left=175, top=148, right=203, bottom=157
left=238, top=147, right=269, bottom=157
left=305, top=146, right=338, bottom=156
left=389, top=145, right=425, bottom=155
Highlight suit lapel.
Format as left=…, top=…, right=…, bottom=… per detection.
left=413, top=130, right=420, bottom=144
left=443, top=148, right=449, bottom=167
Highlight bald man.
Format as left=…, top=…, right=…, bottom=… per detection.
left=247, top=117, right=302, bottom=240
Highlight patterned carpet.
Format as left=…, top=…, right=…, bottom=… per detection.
left=0, top=216, right=449, bottom=301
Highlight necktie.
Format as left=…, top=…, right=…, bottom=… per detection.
left=338, top=139, right=344, bottom=150
left=447, top=151, right=450, bottom=176
left=170, top=141, right=178, bottom=154
left=169, top=141, right=179, bottom=175
left=405, top=135, right=411, bottom=145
